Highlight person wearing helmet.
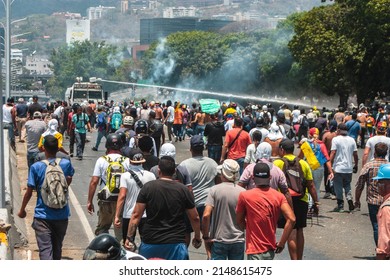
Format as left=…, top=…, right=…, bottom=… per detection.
left=373, top=163, right=390, bottom=259
left=130, top=119, right=157, bottom=157
left=116, top=115, right=136, bottom=147
left=249, top=116, right=269, bottom=143
left=87, top=133, right=131, bottom=241
left=148, top=110, right=165, bottom=156
left=83, top=233, right=146, bottom=260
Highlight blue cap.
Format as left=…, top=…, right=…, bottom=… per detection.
left=190, top=135, right=204, bottom=148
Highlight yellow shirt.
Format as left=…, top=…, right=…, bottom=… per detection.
left=38, top=132, right=64, bottom=149
left=273, top=154, right=313, bottom=202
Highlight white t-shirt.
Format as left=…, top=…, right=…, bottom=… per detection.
left=119, top=166, right=156, bottom=219
left=365, top=135, right=390, bottom=162
left=331, top=135, right=357, bottom=173
left=92, top=153, right=131, bottom=190
left=292, top=109, right=300, bottom=123
left=166, top=106, right=174, bottom=122
left=249, top=127, right=269, bottom=143
left=244, top=143, right=256, bottom=164
left=224, top=119, right=234, bottom=131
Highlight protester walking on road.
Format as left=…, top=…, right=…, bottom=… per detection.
left=373, top=164, right=390, bottom=260
left=273, top=139, right=318, bottom=260
left=329, top=123, right=359, bottom=212
left=180, top=135, right=218, bottom=246
left=18, top=135, right=74, bottom=260
left=87, top=133, right=131, bottom=241
left=236, top=162, right=296, bottom=260
left=25, top=111, right=47, bottom=168
left=362, top=122, right=390, bottom=167
left=72, top=105, right=91, bottom=160
left=114, top=148, right=156, bottom=244
left=124, top=156, right=202, bottom=260
left=355, top=142, right=389, bottom=246
left=16, top=97, right=28, bottom=143
left=202, top=159, right=245, bottom=260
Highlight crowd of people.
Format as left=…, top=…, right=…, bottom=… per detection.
left=4, top=95, right=390, bottom=260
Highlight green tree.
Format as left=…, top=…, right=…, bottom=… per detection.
left=48, top=41, right=117, bottom=99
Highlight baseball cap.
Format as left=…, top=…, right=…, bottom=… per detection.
left=190, top=135, right=204, bottom=148
left=217, top=159, right=240, bottom=182
left=128, top=148, right=146, bottom=164
left=32, top=95, right=39, bottom=99
left=33, top=111, right=42, bottom=118
left=159, top=143, right=176, bottom=159
left=279, top=138, right=295, bottom=151
left=253, top=162, right=271, bottom=186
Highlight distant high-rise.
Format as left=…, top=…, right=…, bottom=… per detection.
left=121, top=0, right=129, bottom=13
left=66, top=19, right=91, bottom=45
left=174, top=0, right=223, bottom=7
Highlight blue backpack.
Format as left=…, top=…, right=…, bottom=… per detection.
left=110, top=113, right=122, bottom=130
left=96, top=112, right=107, bottom=128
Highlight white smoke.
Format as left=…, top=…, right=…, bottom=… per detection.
left=151, top=38, right=175, bottom=83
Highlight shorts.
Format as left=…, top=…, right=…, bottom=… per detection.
left=139, top=242, right=188, bottom=260
left=277, top=197, right=308, bottom=229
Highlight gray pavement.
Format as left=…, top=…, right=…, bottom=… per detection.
left=15, top=129, right=376, bottom=260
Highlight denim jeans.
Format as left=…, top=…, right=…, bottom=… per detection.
left=211, top=242, right=245, bottom=260
left=309, top=166, right=324, bottom=207
left=27, top=151, right=39, bottom=169
left=94, top=129, right=107, bottom=150
left=195, top=125, right=205, bottom=136
left=333, top=172, right=353, bottom=205
left=75, top=131, right=86, bottom=158
left=173, top=124, right=183, bottom=138
left=368, top=203, right=380, bottom=246
left=234, top=157, right=245, bottom=176
left=207, top=145, right=222, bottom=163
left=3, top=122, right=15, bottom=142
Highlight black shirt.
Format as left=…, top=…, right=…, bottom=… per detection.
left=28, top=102, right=43, bottom=117
left=204, top=121, right=225, bottom=146
left=137, top=179, right=195, bottom=244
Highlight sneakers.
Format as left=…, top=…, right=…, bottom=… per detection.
left=331, top=194, right=337, bottom=200
left=348, top=200, right=355, bottom=211
left=92, top=147, right=98, bottom=151
left=323, top=193, right=332, bottom=199
left=332, top=206, right=344, bottom=213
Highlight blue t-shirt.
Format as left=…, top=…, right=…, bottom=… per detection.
left=28, top=158, right=75, bottom=220
left=346, top=120, right=361, bottom=140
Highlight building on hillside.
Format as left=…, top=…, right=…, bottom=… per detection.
left=87, top=5, right=116, bottom=20
left=173, top=0, right=223, bottom=7
left=25, top=55, right=53, bottom=75
left=163, top=7, right=197, bottom=18
left=129, top=0, right=149, bottom=9
left=66, top=19, right=91, bottom=45
left=140, top=17, right=233, bottom=45
left=52, top=12, right=82, bottom=19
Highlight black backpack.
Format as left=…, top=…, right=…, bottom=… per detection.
left=300, top=115, right=310, bottom=129
left=281, top=157, right=307, bottom=198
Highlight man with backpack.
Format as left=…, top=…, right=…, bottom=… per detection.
left=87, top=133, right=131, bottom=241
left=114, top=148, right=156, bottom=244
left=109, top=106, right=123, bottom=133
left=18, top=135, right=74, bottom=260
left=148, top=110, right=164, bottom=156
left=273, top=139, right=318, bottom=260
left=92, top=106, right=108, bottom=151
left=72, top=104, right=91, bottom=160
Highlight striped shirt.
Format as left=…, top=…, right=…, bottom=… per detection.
left=355, top=158, right=389, bottom=205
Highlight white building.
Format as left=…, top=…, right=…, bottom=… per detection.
left=25, top=55, right=53, bottom=75
left=163, top=7, right=197, bottom=18
left=66, top=19, right=91, bottom=45
left=87, top=5, right=116, bottom=20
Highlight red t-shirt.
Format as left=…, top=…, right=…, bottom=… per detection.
left=225, top=128, right=252, bottom=160
left=236, top=187, right=287, bottom=254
